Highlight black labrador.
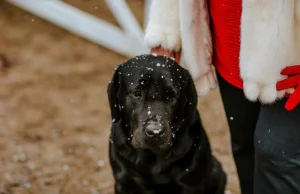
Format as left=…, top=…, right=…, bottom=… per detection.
left=107, top=55, right=226, bottom=194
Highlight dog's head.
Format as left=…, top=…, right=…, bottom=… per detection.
left=108, top=55, right=198, bottom=154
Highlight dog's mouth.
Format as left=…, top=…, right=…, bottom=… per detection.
left=131, top=126, right=173, bottom=154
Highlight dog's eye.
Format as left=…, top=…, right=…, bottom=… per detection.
left=132, top=90, right=142, bottom=98
left=166, top=91, right=176, bottom=102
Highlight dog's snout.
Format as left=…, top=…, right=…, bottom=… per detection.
left=145, top=122, right=165, bottom=137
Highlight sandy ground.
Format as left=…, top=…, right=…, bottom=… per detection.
left=0, top=1, right=240, bottom=194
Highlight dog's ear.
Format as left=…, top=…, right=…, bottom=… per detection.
left=184, top=70, right=198, bottom=121
left=107, top=66, right=121, bottom=123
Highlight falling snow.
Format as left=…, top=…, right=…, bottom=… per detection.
left=27, top=161, right=36, bottom=170
left=62, top=164, right=69, bottom=171
left=2, top=11, right=241, bottom=193
left=98, top=160, right=105, bottom=167
left=24, top=182, right=31, bottom=188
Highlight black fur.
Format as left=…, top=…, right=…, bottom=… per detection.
left=107, top=55, right=226, bottom=194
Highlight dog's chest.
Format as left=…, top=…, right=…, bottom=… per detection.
left=142, top=162, right=185, bottom=184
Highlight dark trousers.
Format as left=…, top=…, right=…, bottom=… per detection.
left=217, top=73, right=300, bottom=194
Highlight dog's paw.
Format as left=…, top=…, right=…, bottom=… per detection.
left=243, top=80, right=285, bottom=104
left=194, top=70, right=218, bottom=97
left=144, top=28, right=181, bottom=51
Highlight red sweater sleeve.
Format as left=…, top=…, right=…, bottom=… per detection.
left=209, top=0, right=243, bottom=89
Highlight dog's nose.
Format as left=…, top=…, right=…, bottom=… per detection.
left=145, top=123, right=164, bottom=137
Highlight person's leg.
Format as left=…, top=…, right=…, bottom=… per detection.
left=254, top=99, right=300, bottom=194
left=217, top=73, right=261, bottom=194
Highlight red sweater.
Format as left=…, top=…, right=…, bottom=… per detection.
left=209, top=0, right=243, bottom=89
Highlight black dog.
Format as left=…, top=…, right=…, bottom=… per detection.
left=107, top=55, right=226, bottom=194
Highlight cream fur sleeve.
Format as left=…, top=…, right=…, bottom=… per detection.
left=179, top=0, right=217, bottom=96
left=144, top=0, right=181, bottom=51
left=240, top=0, right=297, bottom=103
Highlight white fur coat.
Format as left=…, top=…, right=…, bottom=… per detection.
left=145, top=0, right=300, bottom=103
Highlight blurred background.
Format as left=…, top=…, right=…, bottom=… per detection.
left=0, top=1, right=240, bottom=193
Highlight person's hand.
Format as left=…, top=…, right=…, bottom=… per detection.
left=150, top=47, right=181, bottom=63
left=277, top=65, right=300, bottom=111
